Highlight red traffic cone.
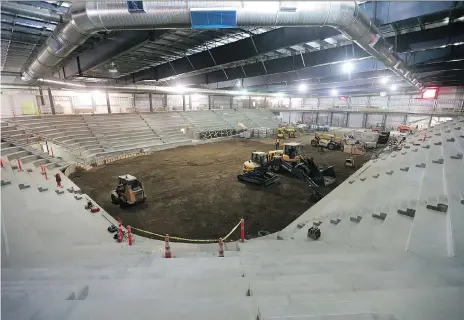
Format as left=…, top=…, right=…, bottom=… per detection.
left=218, top=238, right=224, bottom=257
left=0, top=159, right=3, bottom=168
left=164, top=234, right=172, bottom=258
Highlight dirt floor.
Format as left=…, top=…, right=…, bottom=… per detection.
left=70, top=135, right=371, bottom=240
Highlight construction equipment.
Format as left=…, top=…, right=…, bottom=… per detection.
left=280, top=142, right=304, bottom=164
left=299, top=156, right=337, bottom=187
left=237, top=169, right=280, bottom=186
left=285, top=127, right=297, bottom=138
left=311, top=135, right=341, bottom=150
left=111, top=174, right=147, bottom=206
left=378, top=131, right=390, bottom=144
left=243, top=151, right=269, bottom=172
left=277, top=127, right=297, bottom=139
left=345, top=157, right=356, bottom=168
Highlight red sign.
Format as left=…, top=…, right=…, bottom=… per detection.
left=421, top=87, right=439, bottom=99
left=339, top=96, right=347, bottom=101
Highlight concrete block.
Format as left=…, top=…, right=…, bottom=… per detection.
left=312, top=221, right=322, bottom=227
left=360, top=177, right=366, bottom=181
left=447, top=137, right=455, bottom=142
left=426, top=197, right=449, bottom=213
left=67, top=187, right=75, bottom=193
left=348, top=180, right=354, bottom=184
left=450, top=153, right=463, bottom=160
left=445, top=130, right=451, bottom=133
left=397, top=208, right=416, bottom=218
left=276, top=235, right=284, bottom=240
left=391, top=154, right=396, bottom=158
left=350, top=215, right=362, bottom=223
left=297, top=222, right=306, bottom=228
left=27, top=168, right=33, bottom=172
left=460, top=135, right=464, bottom=138
left=404, top=145, right=410, bottom=149
left=330, top=218, right=341, bottom=225
left=435, top=133, right=441, bottom=136
left=422, top=145, right=430, bottom=149
left=18, top=183, right=30, bottom=190
left=432, top=158, right=444, bottom=164
left=412, top=143, right=421, bottom=146
left=74, top=189, right=83, bottom=194
left=372, top=212, right=387, bottom=220
left=55, top=189, right=64, bottom=195
left=74, top=195, right=83, bottom=200
left=372, top=174, right=380, bottom=178
left=412, top=148, right=418, bottom=152
left=1, top=180, right=12, bottom=186
left=386, top=170, right=394, bottom=175
left=434, top=142, right=442, bottom=145
left=11, top=165, right=18, bottom=170
left=401, top=152, right=407, bottom=155
left=37, top=187, right=48, bottom=192
left=415, top=163, right=426, bottom=168
left=400, top=167, right=410, bottom=172
left=455, top=126, right=461, bottom=130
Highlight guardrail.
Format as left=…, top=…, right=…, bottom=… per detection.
left=270, top=107, right=464, bottom=116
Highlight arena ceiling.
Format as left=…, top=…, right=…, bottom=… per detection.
left=1, top=1, right=464, bottom=96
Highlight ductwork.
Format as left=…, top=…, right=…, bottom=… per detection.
left=1, top=2, right=68, bottom=24
left=21, top=1, right=422, bottom=90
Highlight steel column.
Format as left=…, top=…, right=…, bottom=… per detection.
left=403, top=114, right=408, bottom=124
left=208, top=95, right=212, bottom=110
left=329, top=112, right=333, bottom=126
left=39, top=88, right=45, bottom=106
left=182, top=94, right=186, bottom=111
left=105, top=91, right=111, bottom=114
left=345, top=113, right=350, bottom=127
left=189, top=94, right=192, bottom=110
left=47, top=88, right=55, bottom=115
left=289, top=98, right=292, bottom=109
left=428, top=114, right=433, bottom=128
left=362, top=113, right=368, bottom=128
left=315, top=112, right=319, bottom=125
left=163, top=94, right=167, bottom=111
left=382, top=113, right=387, bottom=128
left=229, top=96, right=233, bottom=109
left=149, top=92, right=153, bottom=112
left=248, top=96, right=251, bottom=109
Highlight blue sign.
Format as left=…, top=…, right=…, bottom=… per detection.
left=190, top=10, right=237, bottom=29
left=127, top=1, right=145, bottom=13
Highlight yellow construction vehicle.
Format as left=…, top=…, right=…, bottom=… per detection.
left=243, top=151, right=269, bottom=172
left=281, top=142, right=303, bottom=164
left=111, top=174, right=147, bottom=206
left=277, top=127, right=288, bottom=139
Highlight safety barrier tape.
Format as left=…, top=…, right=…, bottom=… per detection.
left=131, top=219, right=242, bottom=243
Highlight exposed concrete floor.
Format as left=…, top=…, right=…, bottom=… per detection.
left=70, top=135, right=371, bottom=240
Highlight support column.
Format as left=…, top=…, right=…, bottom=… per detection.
left=382, top=113, right=387, bottom=129
left=47, top=88, right=56, bottom=115
left=315, top=111, right=319, bottom=125
left=39, top=88, right=45, bottom=106
left=345, top=113, right=350, bottom=127
left=428, top=114, right=433, bottom=128
left=403, top=114, right=408, bottom=124
left=189, top=94, right=192, bottom=110
left=182, top=94, right=186, bottom=111
left=248, top=96, right=251, bottom=109
left=208, top=95, right=212, bottom=110
left=132, top=93, right=136, bottom=109
left=264, top=96, right=267, bottom=108
left=229, top=96, right=233, bottom=109
left=288, top=111, right=291, bottom=123
left=163, top=94, right=167, bottom=111
left=148, top=92, right=153, bottom=112
left=329, top=112, right=333, bottom=126
left=105, top=91, right=111, bottom=114
left=91, top=94, right=96, bottom=113
left=362, top=113, right=368, bottom=128
left=289, top=98, right=292, bottom=109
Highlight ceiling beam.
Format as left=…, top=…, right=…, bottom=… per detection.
left=119, top=2, right=461, bottom=84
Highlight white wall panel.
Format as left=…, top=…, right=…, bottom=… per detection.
left=348, top=113, right=363, bottom=128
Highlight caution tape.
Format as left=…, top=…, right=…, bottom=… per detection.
left=131, top=219, right=242, bottom=243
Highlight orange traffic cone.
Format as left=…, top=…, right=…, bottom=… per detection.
left=218, top=238, right=224, bottom=257
left=164, top=234, right=172, bottom=258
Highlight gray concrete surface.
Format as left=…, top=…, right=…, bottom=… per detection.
left=1, top=118, right=463, bottom=319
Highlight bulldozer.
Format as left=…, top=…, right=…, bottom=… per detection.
left=111, top=174, right=147, bottom=206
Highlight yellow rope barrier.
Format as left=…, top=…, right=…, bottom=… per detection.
left=131, top=219, right=242, bottom=243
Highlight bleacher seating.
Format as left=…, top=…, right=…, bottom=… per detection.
left=140, top=112, right=191, bottom=144
left=181, top=110, right=232, bottom=132
left=1, top=118, right=463, bottom=319
left=239, top=108, right=281, bottom=128
left=213, top=109, right=257, bottom=129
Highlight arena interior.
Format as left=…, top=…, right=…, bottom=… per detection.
left=1, top=1, right=464, bottom=319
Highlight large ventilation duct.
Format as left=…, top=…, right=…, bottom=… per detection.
left=1, top=2, right=68, bottom=24
left=21, top=1, right=421, bottom=90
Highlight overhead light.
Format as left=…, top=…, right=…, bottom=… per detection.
left=235, top=80, right=241, bottom=87
left=108, top=62, right=118, bottom=73
left=174, top=85, right=186, bottom=93
left=390, top=84, right=397, bottom=91
left=342, top=62, right=354, bottom=73
left=380, top=77, right=389, bottom=84
left=298, top=83, right=307, bottom=93
left=380, top=91, right=387, bottom=97
left=331, top=89, right=338, bottom=96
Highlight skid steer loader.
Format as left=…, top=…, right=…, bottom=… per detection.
left=111, top=174, right=147, bottom=206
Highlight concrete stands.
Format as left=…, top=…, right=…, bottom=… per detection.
left=213, top=109, right=257, bottom=130
left=1, top=118, right=464, bottom=319
left=140, top=112, right=191, bottom=145
left=239, top=108, right=281, bottom=128
left=182, top=110, right=233, bottom=137
left=83, top=114, right=164, bottom=153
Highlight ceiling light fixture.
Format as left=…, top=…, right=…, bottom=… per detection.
left=390, top=84, right=397, bottom=91
left=331, top=89, right=338, bottom=96
left=342, top=62, right=354, bottom=73
left=380, top=77, right=389, bottom=84
left=298, top=83, right=307, bottom=92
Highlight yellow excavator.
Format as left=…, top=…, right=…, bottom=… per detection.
left=243, top=142, right=304, bottom=172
